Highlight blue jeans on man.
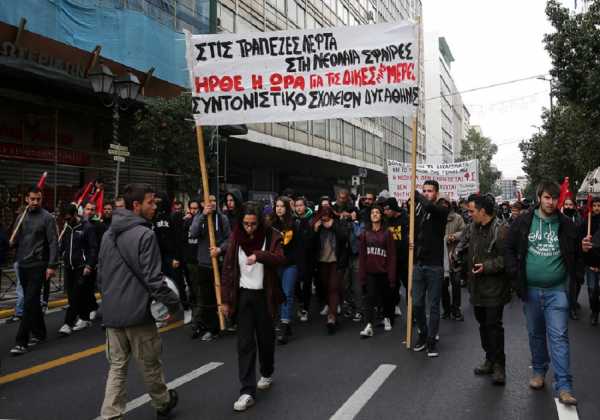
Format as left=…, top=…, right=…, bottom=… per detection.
left=412, top=264, right=443, bottom=342
left=15, top=262, right=24, bottom=317
left=523, top=287, right=573, bottom=393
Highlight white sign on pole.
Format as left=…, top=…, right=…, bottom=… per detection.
left=109, top=144, right=129, bottom=152
left=108, top=149, right=130, bottom=157
left=388, top=159, right=479, bottom=202
left=185, top=22, right=418, bottom=125
left=113, top=155, right=126, bottom=163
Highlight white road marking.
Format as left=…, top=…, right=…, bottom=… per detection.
left=554, top=398, right=579, bottom=420
left=330, top=364, right=397, bottom=420
left=92, top=362, right=223, bottom=420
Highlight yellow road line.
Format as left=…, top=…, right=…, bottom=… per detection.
left=0, top=293, right=102, bottom=319
left=0, top=320, right=184, bottom=386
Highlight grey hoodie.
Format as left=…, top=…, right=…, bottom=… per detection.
left=189, top=210, right=230, bottom=267
left=98, top=208, right=179, bottom=328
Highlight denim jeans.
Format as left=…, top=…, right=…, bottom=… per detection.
left=279, top=265, right=298, bottom=322
left=523, top=288, right=573, bottom=393
left=412, top=264, right=443, bottom=341
left=585, top=268, right=600, bottom=314
left=15, top=262, right=24, bottom=317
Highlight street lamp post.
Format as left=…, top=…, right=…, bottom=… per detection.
left=537, top=76, right=554, bottom=116
left=88, top=64, right=141, bottom=198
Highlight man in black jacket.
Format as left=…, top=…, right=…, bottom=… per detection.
left=58, top=204, right=98, bottom=336
left=412, top=180, right=449, bottom=358
left=580, top=197, right=600, bottom=325
left=98, top=183, right=180, bottom=420
left=454, top=195, right=510, bottom=385
left=10, top=186, right=58, bottom=355
left=505, top=181, right=578, bottom=406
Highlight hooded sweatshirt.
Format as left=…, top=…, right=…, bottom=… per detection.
left=526, top=209, right=567, bottom=289
left=152, top=192, right=175, bottom=260
left=98, top=208, right=179, bottom=328
left=189, top=210, right=230, bottom=268
left=358, top=227, right=396, bottom=287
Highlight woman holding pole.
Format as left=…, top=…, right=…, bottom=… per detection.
left=221, top=202, right=286, bottom=412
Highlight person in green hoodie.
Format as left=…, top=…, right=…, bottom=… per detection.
left=505, top=181, right=579, bottom=406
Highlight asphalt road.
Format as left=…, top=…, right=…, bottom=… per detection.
left=0, top=290, right=599, bottom=420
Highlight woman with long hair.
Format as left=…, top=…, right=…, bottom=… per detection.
left=312, top=206, right=350, bottom=334
left=271, top=196, right=299, bottom=344
left=358, top=205, right=397, bottom=338
left=221, top=202, right=286, bottom=412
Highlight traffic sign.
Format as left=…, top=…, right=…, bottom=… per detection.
left=358, top=168, right=368, bottom=178
left=108, top=149, right=130, bottom=157
left=113, top=155, right=126, bottom=163
left=109, top=144, right=129, bottom=152
left=351, top=175, right=361, bottom=186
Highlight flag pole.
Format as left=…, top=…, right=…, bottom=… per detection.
left=588, top=168, right=600, bottom=236
left=195, top=126, right=226, bottom=331
left=9, top=206, right=29, bottom=245
left=405, top=15, right=422, bottom=349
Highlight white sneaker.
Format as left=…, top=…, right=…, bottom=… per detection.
left=299, top=310, right=309, bottom=322
left=58, top=324, right=72, bottom=336
left=395, top=305, right=402, bottom=316
left=184, top=310, right=192, bottom=325
left=320, top=305, right=329, bottom=316
left=257, top=376, right=273, bottom=390
left=233, top=394, right=255, bottom=411
left=72, top=319, right=92, bottom=331
left=360, top=323, right=374, bottom=338
left=383, top=318, right=392, bottom=331
left=89, top=310, right=97, bottom=321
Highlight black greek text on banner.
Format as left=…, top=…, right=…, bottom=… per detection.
left=184, top=22, right=418, bottom=125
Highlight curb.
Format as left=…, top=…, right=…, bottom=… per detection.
left=0, top=293, right=101, bottom=319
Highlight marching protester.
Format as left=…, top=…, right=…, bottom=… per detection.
left=440, top=197, right=466, bottom=321
left=505, top=181, right=578, bottom=406
left=383, top=197, right=409, bottom=319
left=180, top=199, right=202, bottom=336
left=508, top=201, right=524, bottom=224
left=562, top=197, right=585, bottom=320
left=313, top=205, right=350, bottom=334
left=294, top=196, right=315, bottom=323
left=58, top=204, right=98, bottom=336
left=220, top=202, right=286, bottom=412
left=102, top=202, right=114, bottom=229
left=154, top=192, right=189, bottom=316
left=581, top=197, right=600, bottom=325
left=82, top=201, right=102, bottom=320
left=224, top=189, right=244, bottom=227
left=98, top=183, right=180, bottom=420
left=411, top=180, right=449, bottom=357
left=271, top=196, right=299, bottom=345
left=189, top=195, right=231, bottom=341
left=454, top=194, right=509, bottom=385
left=358, top=205, right=396, bottom=338
left=9, top=186, right=58, bottom=355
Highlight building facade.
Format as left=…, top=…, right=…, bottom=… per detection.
left=424, top=33, right=469, bottom=164
left=215, top=0, right=425, bottom=200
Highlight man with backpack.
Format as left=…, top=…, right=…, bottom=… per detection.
left=98, top=183, right=180, bottom=420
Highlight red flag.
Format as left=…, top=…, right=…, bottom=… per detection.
left=76, top=182, right=94, bottom=207
left=36, top=171, right=48, bottom=189
left=557, top=177, right=571, bottom=209
left=96, top=189, right=104, bottom=217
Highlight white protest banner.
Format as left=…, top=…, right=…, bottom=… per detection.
left=388, top=159, right=479, bottom=202
left=184, top=22, right=418, bottom=125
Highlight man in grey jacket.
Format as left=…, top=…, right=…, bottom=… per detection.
left=189, top=194, right=230, bottom=340
left=10, top=186, right=58, bottom=355
left=98, top=183, right=180, bottom=420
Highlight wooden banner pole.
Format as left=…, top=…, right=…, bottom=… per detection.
left=405, top=16, right=422, bottom=349
left=9, top=206, right=29, bottom=245
left=195, top=126, right=226, bottom=331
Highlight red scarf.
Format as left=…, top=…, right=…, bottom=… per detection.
left=233, top=225, right=266, bottom=255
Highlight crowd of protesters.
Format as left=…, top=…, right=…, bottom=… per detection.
left=5, top=178, right=600, bottom=417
